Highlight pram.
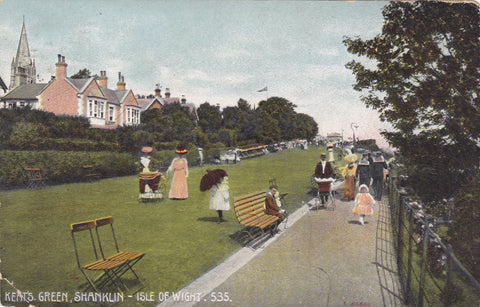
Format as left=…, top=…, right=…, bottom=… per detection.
left=312, top=177, right=337, bottom=211
left=139, top=171, right=164, bottom=202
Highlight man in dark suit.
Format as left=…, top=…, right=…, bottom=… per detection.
left=315, top=153, right=335, bottom=204
left=371, top=152, right=388, bottom=201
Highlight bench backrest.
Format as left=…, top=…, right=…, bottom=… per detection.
left=233, top=192, right=267, bottom=225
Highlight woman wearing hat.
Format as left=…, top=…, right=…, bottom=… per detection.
left=167, top=145, right=189, bottom=200
left=341, top=154, right=358, bottom=201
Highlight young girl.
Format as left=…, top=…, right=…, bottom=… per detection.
left=352, top=184, right=375, bottom=225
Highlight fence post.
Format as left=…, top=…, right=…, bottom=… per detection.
left=443, top=244, right=454, bottom=307
left=405, top=208, right=414, bottom=305
left=418, top=220, right=430, bottom=307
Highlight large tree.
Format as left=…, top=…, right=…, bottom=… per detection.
left=141, top=104, right=196, bottom=143
left=344, top=2, right=480, bottom=201
left=257, top=97, right=298, bottom=140
left=197, top=102, right=222, bottom=133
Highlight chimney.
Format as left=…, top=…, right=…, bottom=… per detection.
left=55, top=54, right=67, bottom=79
left=117, top=72, right=126, bottom=91
left=165, top=88, right=171, bottom=98
left=154, top=84, right=161, bottom=97
left=98, top=71, right=108, bottom=88
left=181, top=95, right=186, bottom=104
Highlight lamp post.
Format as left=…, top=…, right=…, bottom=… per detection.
left=351, top=122, right=359, bottom=148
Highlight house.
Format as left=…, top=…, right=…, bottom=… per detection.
left=137, top=86, right=198, bottom=121
left=326, top=132, right=343, bottom=144
left=1, top=83, right=47, bottom=109
left=38, top=54, right=141, bottom=128
left=0, top=76, right=7, bottom=94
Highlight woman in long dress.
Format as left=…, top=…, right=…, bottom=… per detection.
left=167, top=145, right=189, bottom=200
left=341, top=154, right=358, bottom=201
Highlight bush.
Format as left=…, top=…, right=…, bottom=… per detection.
left=0, top=150, right=137, bottom=188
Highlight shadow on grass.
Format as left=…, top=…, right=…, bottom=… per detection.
left=197, top=216, right=220, bottom=222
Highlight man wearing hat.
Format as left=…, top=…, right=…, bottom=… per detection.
left=371, top=151, right=388, bottom=201
left=356, top=153, right=371, bottom=189
left=315, top=153, right=335, bottom=204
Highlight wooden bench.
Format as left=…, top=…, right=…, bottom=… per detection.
left=233, top=191, right=280, bottom=240
left=24, top=167, right=46, bottom=188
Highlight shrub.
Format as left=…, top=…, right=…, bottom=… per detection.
left=0, top=150, right=137, bottom=188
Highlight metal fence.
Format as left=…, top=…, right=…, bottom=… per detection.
left=387, top=177, right=480, bottom=307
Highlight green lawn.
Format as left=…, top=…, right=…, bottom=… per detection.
left=0, top=146, right=328, bottom=304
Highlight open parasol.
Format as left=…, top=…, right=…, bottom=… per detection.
left=200, top=169, right=228, bottom=191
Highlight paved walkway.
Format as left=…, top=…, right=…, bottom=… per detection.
left=159, top=195, right=404, bottom=307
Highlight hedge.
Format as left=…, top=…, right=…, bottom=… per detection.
left=0, top=146, right=225, bottom=189
left=0, top=151, right=138, bottom=188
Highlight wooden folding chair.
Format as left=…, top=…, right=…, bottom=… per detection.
left=24, top=167, right=46, bottom=188
left=94, top=217, right=145, bottom=290
left=70, top=220, right=128, bottom=292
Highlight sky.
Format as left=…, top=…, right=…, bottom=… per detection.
left=0, top=0, right=393, bottom=148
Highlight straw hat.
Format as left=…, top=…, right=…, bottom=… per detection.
left=175, top=145, right=188, bottom=154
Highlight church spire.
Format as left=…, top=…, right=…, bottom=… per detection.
left=9, top=17, right=36, bottom=90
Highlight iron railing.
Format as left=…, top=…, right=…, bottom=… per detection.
left=387, top=177, right=480, bottom=306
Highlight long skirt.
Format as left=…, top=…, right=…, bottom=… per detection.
left=169, top=169, right=188, bottom=199
left=341, top=175, right=356, bottom=201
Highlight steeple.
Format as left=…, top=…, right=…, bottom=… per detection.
left=9, top=17, right=36, bottom=90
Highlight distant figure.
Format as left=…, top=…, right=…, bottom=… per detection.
left=371, top=152, right=388, bottom=201
left=140, top=146, right=153, bottom=172
left=265, top=187, right=286, bottom=221
left=341, top=154, right=357, bottom=201
left=167, top=145, right=189, bottom=200
left=197, top=147, right=204, bottom=166
left=352, top=184, right=375, bottom=225
left=356, top=153, right=371, bottom=188
left=315, top=153, right=335, bottom=204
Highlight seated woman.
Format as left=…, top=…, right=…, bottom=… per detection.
left=265, top=187, right=286, bottom=221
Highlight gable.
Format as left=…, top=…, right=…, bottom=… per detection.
left=149, top=101, right=162, bottom=110
left=84, top=80, right=105, bottom=99
left=123, top=90, right=139, bottom=107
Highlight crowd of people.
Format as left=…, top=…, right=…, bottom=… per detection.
left=314, top=150, right=389, bottom=225
left=139, top=145, right=388, bottom=226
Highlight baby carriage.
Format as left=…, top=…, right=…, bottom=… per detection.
left=312, top=177, right=337, bottom=211
left=139, top=171, right=165, bottom=202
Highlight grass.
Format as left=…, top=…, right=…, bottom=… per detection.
left=0, top=146, right=327, bottom=304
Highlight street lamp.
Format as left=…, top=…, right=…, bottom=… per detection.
left=351, top=122, right=359, bottom=148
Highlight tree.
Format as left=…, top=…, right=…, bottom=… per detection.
left=197, top=102, right=221, bottom=133
left=141, top=104, right=196, bottom=143
left=344, top=2, right=480, bottom=201
left=294, top=113, right=318, bottom=140
left=257, top=97, right=297, bottom=140
left=70, top=68, right=92, bottom=79
left=222, top=99, right=252, bottom=141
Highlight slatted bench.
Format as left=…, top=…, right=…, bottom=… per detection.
left=233, top=191, right=280, bottom=241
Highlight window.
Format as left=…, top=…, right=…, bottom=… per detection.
left=126, top=107, right=140, bottom=125
left=87, top=99, right=106, bottom=119
left=108, top=106, right=115, bottom=122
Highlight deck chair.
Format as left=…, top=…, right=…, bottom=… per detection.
left=70, top=220, right=128, bottom=292
left=94, top=217, right=145, bottom=290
